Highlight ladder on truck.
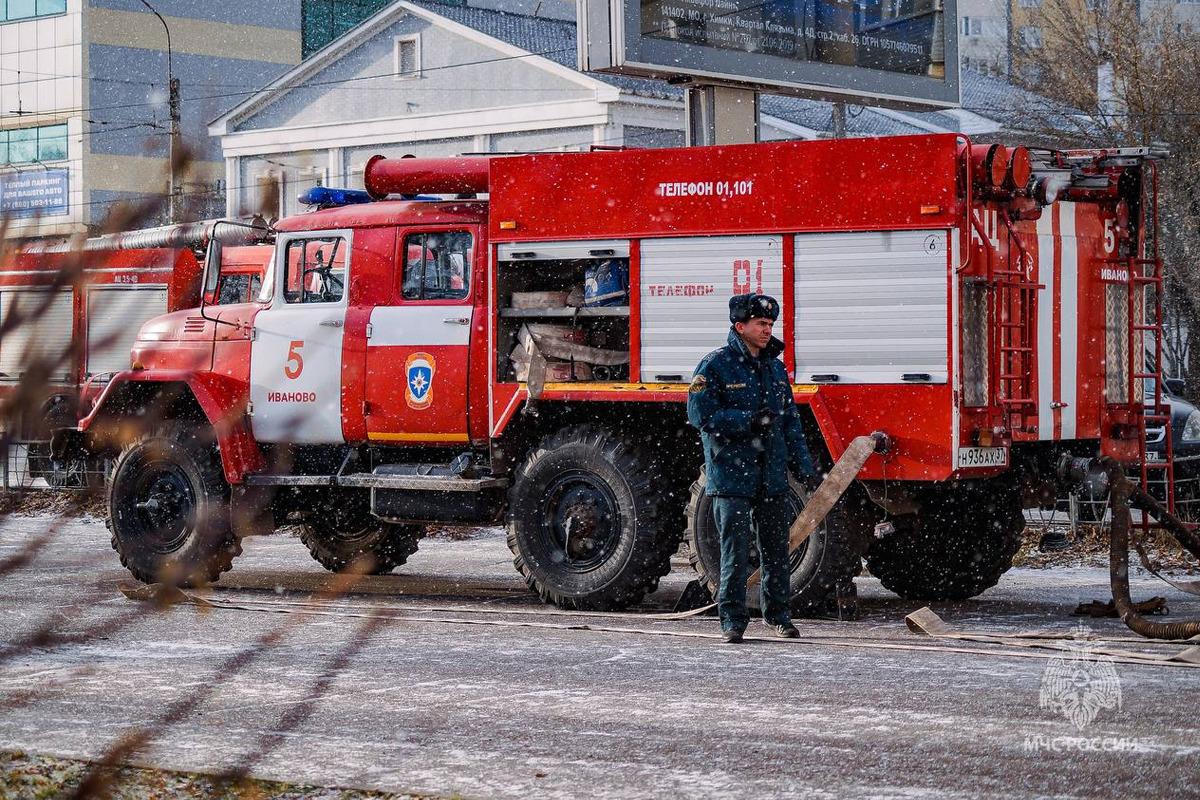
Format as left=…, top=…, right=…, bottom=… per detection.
left=1124, top=160, right=1176, bottom=530
left=995, top=221, right=1039, bottom=433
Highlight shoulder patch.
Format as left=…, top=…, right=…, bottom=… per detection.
left=688, top=374, right=708, bottom=394
left=696, top=348, right=724, bottom=371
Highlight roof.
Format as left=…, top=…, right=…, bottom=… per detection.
left=404, top=0, right=678, bottom=100
left=215, top=0, right=1085, bottom=143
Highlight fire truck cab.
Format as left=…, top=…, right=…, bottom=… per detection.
left=73, top=134, right=1163, bottom=612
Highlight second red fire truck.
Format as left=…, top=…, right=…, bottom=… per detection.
left=56, top=133, right=1165, bottom=612
left=1, top=223, right=271, bottom=487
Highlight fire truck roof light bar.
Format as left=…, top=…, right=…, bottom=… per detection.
left=298, top=186, right=372, bottom=208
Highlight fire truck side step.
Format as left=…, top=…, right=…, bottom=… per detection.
left=244, top=475, right=335, bottom=486
left=358, top=464, right=507, bottom=523
left=338, top=472, right=508, bottom=491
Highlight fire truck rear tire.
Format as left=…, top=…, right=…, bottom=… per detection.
left=684, top=470, right=863, bottom=616
left=864, top=486, right=1025, bottom=601
left=107, top=425, right=240, bottom=587
left=299, top=508, right=423, bottom=576
left=507, top=425, right=674, bottom=611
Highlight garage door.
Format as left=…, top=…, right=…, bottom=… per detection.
left=794, top=230, right=949, bottom=384
left=639, top=236, right=784, bottom=382
left=86, top=286, right=169, bottom=375
left=0, top=289, right=75, bottom=382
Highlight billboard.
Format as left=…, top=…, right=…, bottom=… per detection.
left=0, top=169, right=70, bottom=218
left=579, top=0, right=959, bottom=109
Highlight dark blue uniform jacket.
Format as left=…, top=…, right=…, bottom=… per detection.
left=686, top=328, right=816, bottom=498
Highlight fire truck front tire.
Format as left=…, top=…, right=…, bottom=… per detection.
left=507, top=425, right=673, bottom=611
left=684, top=471, right=862, bottom=616
left=107, top=426, right=240, bottom=587
left=864, top=486, right=1025, bottom=601
left=299, top=497, right=423, bottom=575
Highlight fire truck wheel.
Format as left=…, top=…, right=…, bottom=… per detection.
left=507, top=425, right=674, bottom=611
left=107, top=426, right=240, bottom=587
left=299, top=498, right=423, bottom=575
left=864, top=486, right=1025, bottom=601
left=684, top=470, right=863, bottom=616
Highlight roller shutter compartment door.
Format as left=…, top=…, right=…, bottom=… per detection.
left=86, top=287, right=169, bottom=375
left=639, top=236, right=784, bottom=382
left=0, top=289, right=75, bottom=382
left=794, top=230, right=949, bottom=385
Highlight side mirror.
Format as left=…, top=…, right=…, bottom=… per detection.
left=201, top=236, right=224, bottom=308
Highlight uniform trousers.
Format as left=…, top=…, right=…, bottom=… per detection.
left=712, top=494, right=793, bottom=633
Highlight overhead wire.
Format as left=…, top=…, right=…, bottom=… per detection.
left=17, top=126, right=669, bottom=213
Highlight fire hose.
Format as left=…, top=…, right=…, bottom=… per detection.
left=1063, top=456, right=1200, bottom=640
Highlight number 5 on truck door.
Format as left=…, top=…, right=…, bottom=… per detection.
left=284, top=340, right=304, bottom=379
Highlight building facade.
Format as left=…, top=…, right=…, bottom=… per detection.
left=0, top=0, right=309, bottom=239
left=1009, top=0, right=1200, bottom=71
left=1, top=0, right=589, bottom=240
left=958, top=0, right=1009, bottom=74
left=211, top=1, right=690, bottom=220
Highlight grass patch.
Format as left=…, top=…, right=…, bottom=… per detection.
left=0, top=750, right=457, bottom=800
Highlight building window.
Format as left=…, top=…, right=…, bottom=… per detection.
left=300, top=0, right=455, bottom=58
left=1017, top=0, right=1042, bottom=7
left=1085, top=0, right=1108, bottom=9
left=1, top=0, right=66, bottom=23
left=961, top=16, right=982, bottom=36
left=1, top=123, right=68, bottom=166
left=394, top=36, right=421, bottom=79
left=1018, top=26, right=1043, bottom=49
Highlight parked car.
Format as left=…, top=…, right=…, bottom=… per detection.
left=1071, top=381, right=1200, bottom=524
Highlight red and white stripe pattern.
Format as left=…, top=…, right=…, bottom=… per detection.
left=1036, top=202, right=1079, bottom=440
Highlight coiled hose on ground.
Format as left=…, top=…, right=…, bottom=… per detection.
left=1101, top=457, right=1200, bottom=640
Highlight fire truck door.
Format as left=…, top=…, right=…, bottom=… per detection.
left=363, top=229, right=475, bottom=445
left=249, top=232, right=350, bottom=444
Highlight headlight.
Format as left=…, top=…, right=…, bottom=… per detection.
left=1183, top=411, right=1200, bottom=442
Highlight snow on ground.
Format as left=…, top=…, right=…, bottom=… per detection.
left=2, top=513, right=1199, bottom=800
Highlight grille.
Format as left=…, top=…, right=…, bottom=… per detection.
left=1104, top=283, right=1131, bottom=404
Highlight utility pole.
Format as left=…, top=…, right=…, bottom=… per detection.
left=831, top=102, right=847, bottom=139
left=684, top=84, right=759, bottom=147
left=168, top=74, right=181, bottom=223
left=140, top=0, right=180, bottom=223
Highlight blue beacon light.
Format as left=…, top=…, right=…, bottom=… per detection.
left=298, top=186, right=373, bottom=208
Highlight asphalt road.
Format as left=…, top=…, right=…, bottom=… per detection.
left=1, top=514, right=1198, bottom=799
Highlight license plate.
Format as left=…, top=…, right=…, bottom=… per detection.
left=1146, top=451, right=1167, bottom=463
left=958, top=447, right=1008, bottom=468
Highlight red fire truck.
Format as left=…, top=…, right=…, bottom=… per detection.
left=60, top=134, right=1165, bottom=611
left=1, top=223, right=271, bottom=487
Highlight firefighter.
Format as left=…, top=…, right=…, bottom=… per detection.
left=686, top=293, right=816, bottom=643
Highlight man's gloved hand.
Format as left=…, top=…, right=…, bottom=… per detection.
left=750, top=406, right=777, bottom=436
